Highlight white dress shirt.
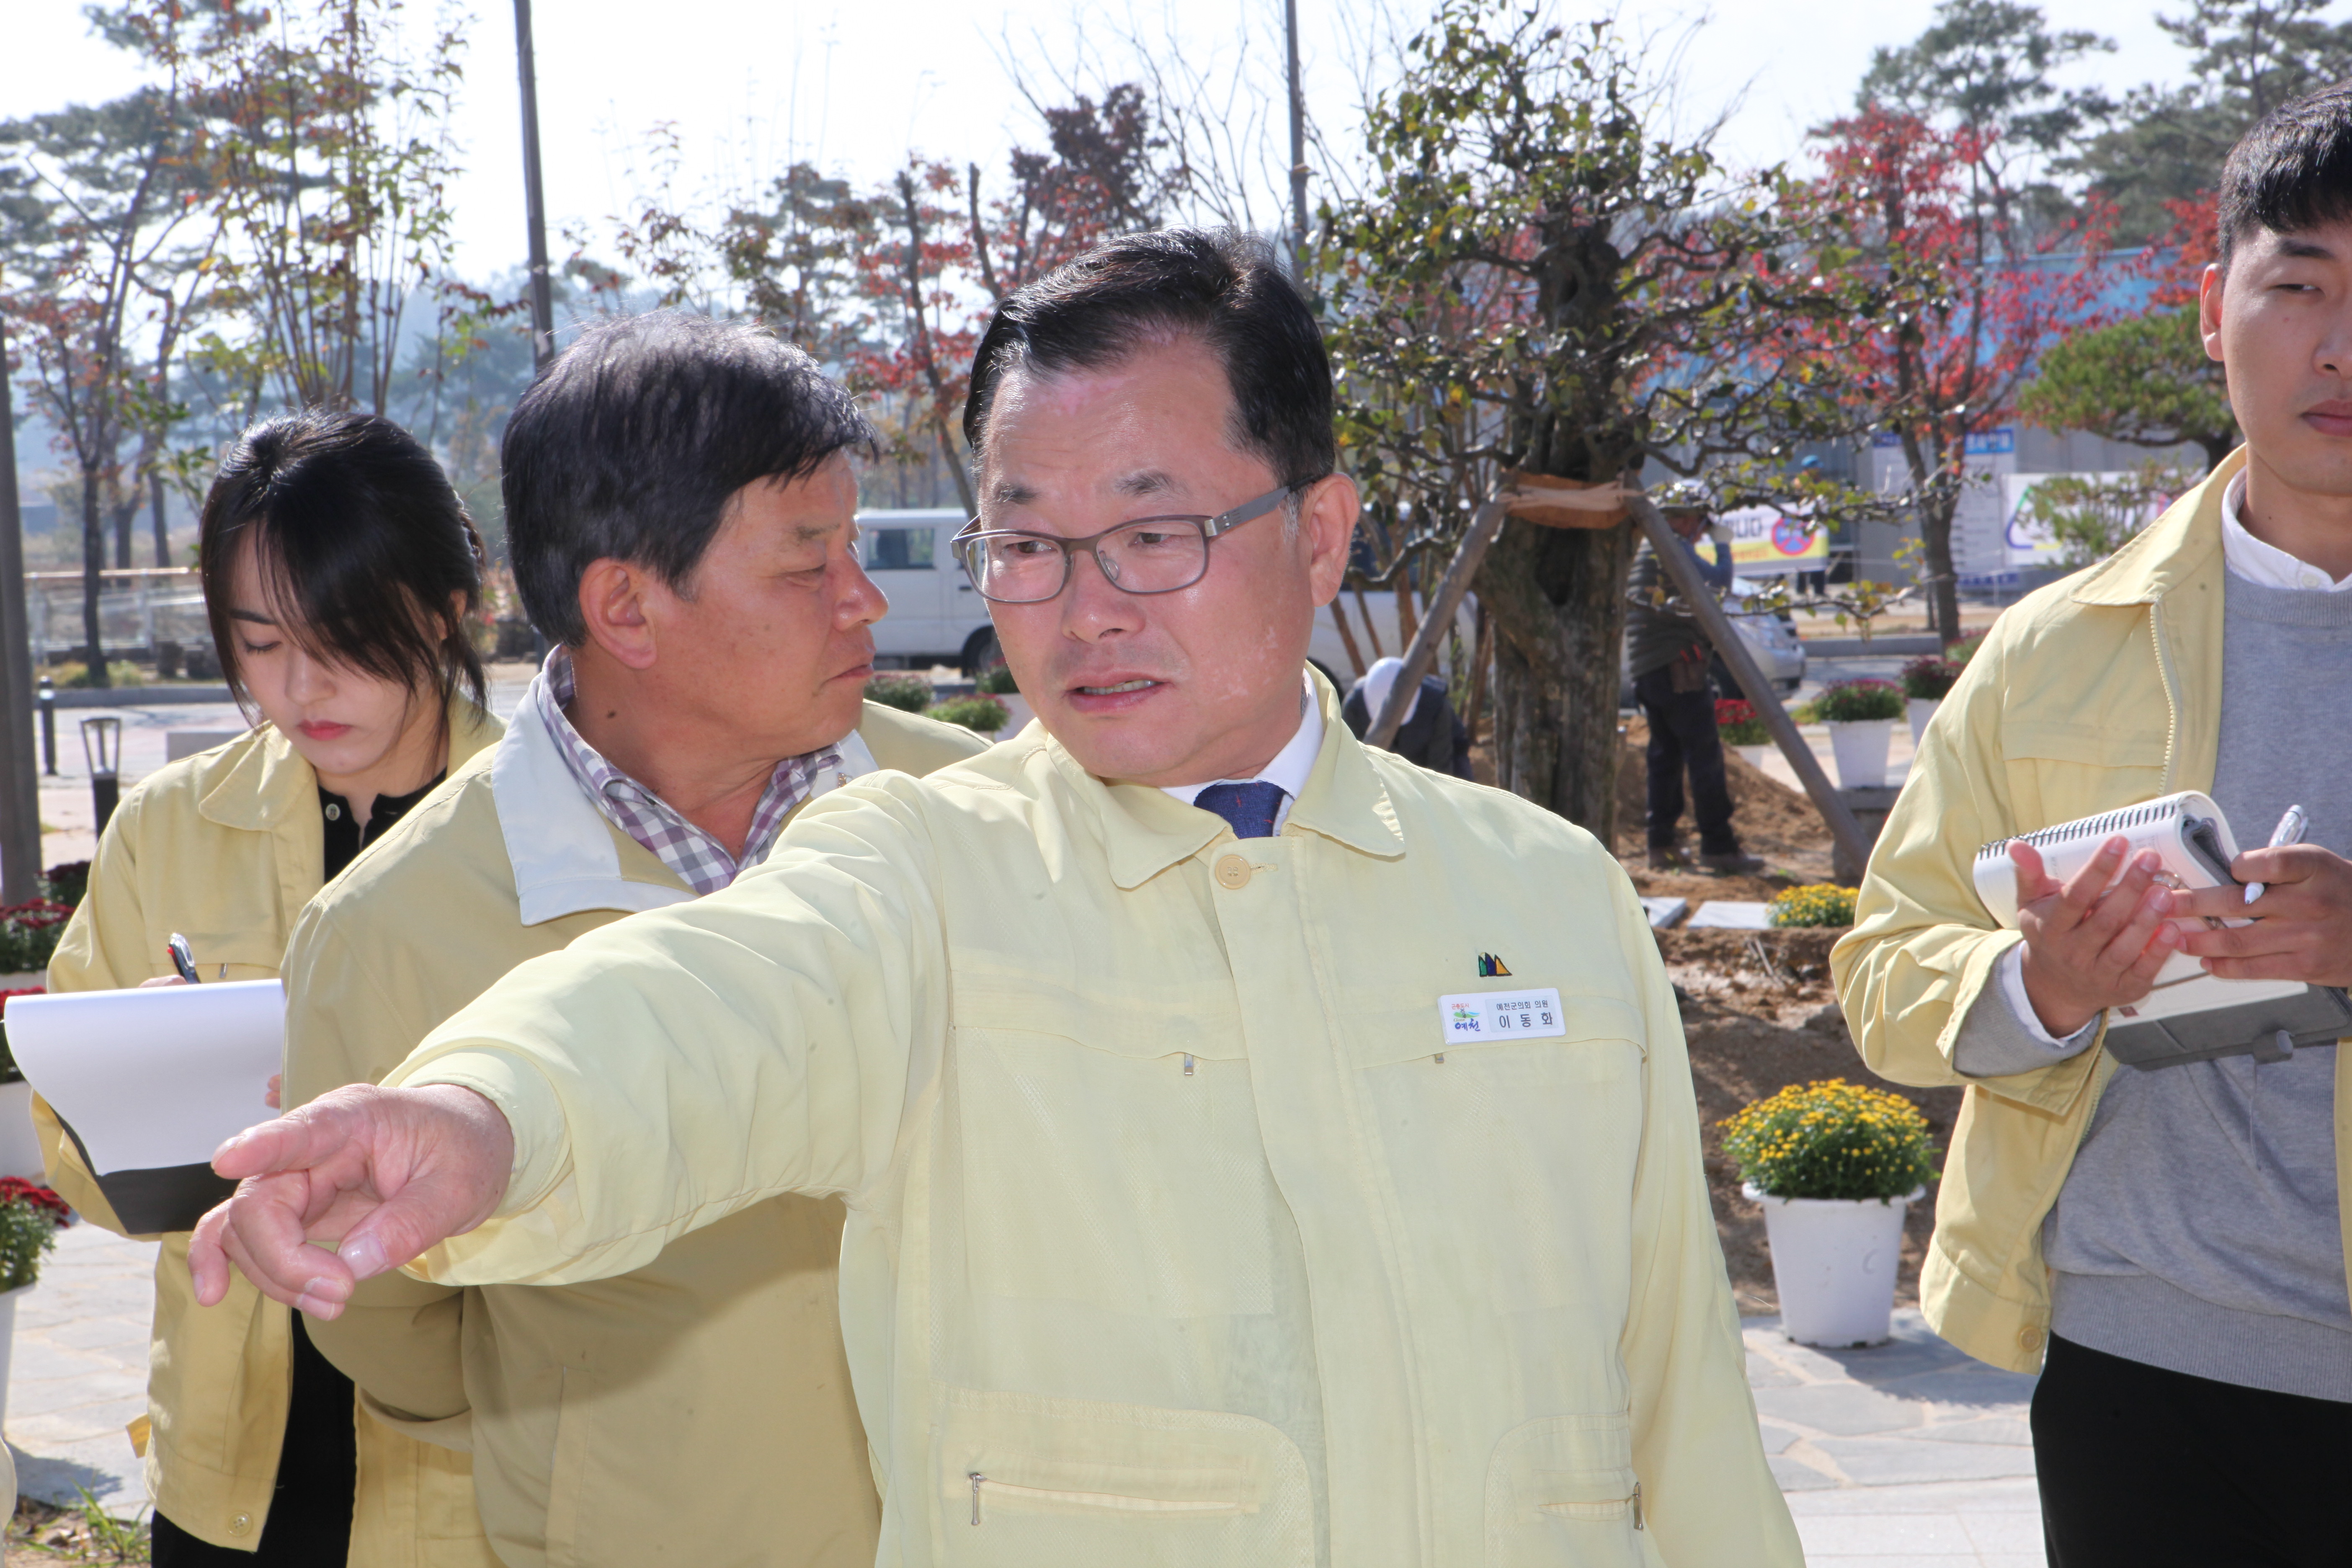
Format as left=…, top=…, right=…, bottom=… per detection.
left=1159, top=677, right=1324, bottom=836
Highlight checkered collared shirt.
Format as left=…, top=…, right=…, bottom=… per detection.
left=534, top=647, right=843, bottom=895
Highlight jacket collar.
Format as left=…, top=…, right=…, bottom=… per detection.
left=1054, top=670, right=1408, bottom=892
left=198, top=694, right=499, bottom=833
left=2067, top=446, right=2245, bottom=608
left=493, top=669, right=887, bottom=925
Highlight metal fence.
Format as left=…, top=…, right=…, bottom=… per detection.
left=23, top=570, right=210, bottom=662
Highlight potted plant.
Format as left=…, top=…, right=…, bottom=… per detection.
left=926, top=695, right=1011, bottom=739
left=1716, top=698, right=1771, bottom=770
left=1898, top=656, right=1962, bottom=748
left=0, top=1176, right=71, bottom=1426
left=862, top=673, right=933, bottom=714
left=1814, top=678, right=1904, bottom=788
left=1767, top=883, right=1857, bottom=928
left=976, top=663, right=1032, bottom=733
left=1720, top=1078, right=1938, bottom=1346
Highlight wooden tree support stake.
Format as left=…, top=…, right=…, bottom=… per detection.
left=1368, top=498, right=1508, bottom=750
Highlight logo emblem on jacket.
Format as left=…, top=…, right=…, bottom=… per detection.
left=1476, top=953, right=1511, bottom=977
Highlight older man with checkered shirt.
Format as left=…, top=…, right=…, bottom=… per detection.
left=271, top=312, right=986, bottom=1568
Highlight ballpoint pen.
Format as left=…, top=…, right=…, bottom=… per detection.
left=167, top=933, right=202, bottom=984
left=2243, top=805, right=2308, bottom=905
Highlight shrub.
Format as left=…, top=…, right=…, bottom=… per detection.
left=0, top=988, right=40, bottom=1085
left=42, top=861, right=88, bottom=909
left=1898, top=656, right=1962, bottom=702
left=863, top=673, right=933, bottom=713
left=0, top=902, right=73, bottom=975
left=1814, top=678, right=1903, bottom=723
left=52, top=660, right=144, bottom=690
left=1715, top=698, right=1768, bottom=746
left=1947, top=632, right=1987, bottom=666
left=1719, top=1078, right=1939, bottom=1202
left=975, top=664, right=1020, bottom=696
left=0, top=1176, right=72, bottom=1291
left=926, top=696, right=1010, bottom=735
left=1768, top=883, right=1857, bottom=928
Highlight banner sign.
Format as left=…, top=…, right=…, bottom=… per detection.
left=1719, top=505, right=1828, bottom=570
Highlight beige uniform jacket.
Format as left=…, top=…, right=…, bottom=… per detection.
left=284, top=697, right=987, bottom=1568
left=382, top=675, right=1796, bottom=1568
left=36, top=704, right=501, bottom=1560
left=1831, top=450, right=2352, bottom=1373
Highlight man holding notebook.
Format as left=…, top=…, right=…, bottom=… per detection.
left=1833, top=87, right=2352, bottom=1566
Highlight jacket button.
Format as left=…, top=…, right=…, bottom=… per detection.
left=228, top=1514, right=253, bottom=1536
left=1214, top=854, right=1252, bottom=890
left=2018, top=1325, right=2045, bottom=1353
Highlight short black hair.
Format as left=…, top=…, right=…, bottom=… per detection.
left=199, top=409, right=487, bottom=717
left=2220, top=80, right=2352, bottom=275
left=502, top=310, right=876, bottom=645
left=962, top=228, right=1336, bottom=490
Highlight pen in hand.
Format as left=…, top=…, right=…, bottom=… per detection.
left=2243, top=805, right=2309, bottom=906
left=167, top=933, right=201, bottom=984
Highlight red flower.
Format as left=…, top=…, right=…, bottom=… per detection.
left=0, top=1178, right=72, bottom=1227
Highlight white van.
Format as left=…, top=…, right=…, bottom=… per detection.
left=857, top=506, right=1475, bottom=691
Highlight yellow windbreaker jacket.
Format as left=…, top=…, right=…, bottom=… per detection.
left=36, top=703, right=501, bottom=1560
left=379, top=674, right=1797, bottom=1568
left=1831, top=449, right=2352, bottom=1373
left=283, top=698, right=986, bottom=1568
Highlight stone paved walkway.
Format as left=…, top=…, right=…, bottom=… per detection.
left=8, top=1223, right=2047, bottom=1562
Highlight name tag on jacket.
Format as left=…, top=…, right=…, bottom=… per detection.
left=1436, top=988, right=1567, bottom=1044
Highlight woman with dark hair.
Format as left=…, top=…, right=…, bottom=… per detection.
left=33, top=410, right=503, bottom=1567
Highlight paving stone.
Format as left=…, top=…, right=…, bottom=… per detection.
left=1752, top=1381, right=1929, bottom=1436
left=1746, top=1350, right=1800, bottom=1388
left=1782, top=1478, right=2041, bottom=1516
left=40, top=1315, right=151, bottom=1354
left=1911, top=1416, right=2032, bottom=1447
left=1795, top=1511, right=1976, bottom=1554
left=1877, top=1367, right=2040, bottom=1409
left=1754, top=1420, right=1803, bottom=1455
left=1813, top=1435, right=2039, bottom=1487
left=12, top=1394, right=147, bottom=1444
left=1769, top=1453, right=1845, bottom=1491
left=1957, top=1509, right=2045, bottom=1553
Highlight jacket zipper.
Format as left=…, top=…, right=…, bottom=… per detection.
left=967, top=1472, right=1242, bottom=1524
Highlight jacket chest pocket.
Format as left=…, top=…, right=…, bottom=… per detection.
left=1347, top=994, right=1647, bottom=1316
left=948, top=1019, right=1278, bottom=1320
left=2001, top=720, right=2168, bottom=835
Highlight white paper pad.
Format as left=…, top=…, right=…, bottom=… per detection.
left=1686, top=900, right=1773, bottom=931
left=8, top=981, right=282, bottom=1172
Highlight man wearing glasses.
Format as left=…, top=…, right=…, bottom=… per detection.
left=194, top=230, right=1797, bottom=1566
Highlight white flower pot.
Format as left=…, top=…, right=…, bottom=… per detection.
left=0, top=1081, right=39, bottom=1180
left=1906, top=697, right=1942, bottom=749
left=1747, top=1183, right=1924, bottom=1347
left=1732, top=743, right=1771, bottom=771
left=1826, top=718, right=1894, bottom=789
left=0, top=1281, right=33, bottom=1430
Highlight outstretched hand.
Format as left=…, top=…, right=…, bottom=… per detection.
left=188, top=1083, right=515, bottom=1318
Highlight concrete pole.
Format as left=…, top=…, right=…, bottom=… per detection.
left=514, top=0, right=557, bottom=371
left=0, top=314, right=46, bottom=901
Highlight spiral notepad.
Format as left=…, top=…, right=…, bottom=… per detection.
left=1972, top=792, right=2352, bottom=1068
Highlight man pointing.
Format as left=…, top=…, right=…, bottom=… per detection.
left=195, top=230, right=1796, bottom=1565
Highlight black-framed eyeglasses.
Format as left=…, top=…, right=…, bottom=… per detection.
left=950, top=483, right=1303, bottom=605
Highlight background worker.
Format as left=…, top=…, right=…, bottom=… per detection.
left=197, top=229, right=1797, bottom=1566
left=1340, top=653, right=1472, bottom=776
left=39, top=410, right=502, bottom=1566
left=281, top=312, right=984, bottom=1568
left=1623, top=483, right=1760, bottom=874
left=1834, top=84, right=2352, bottom=1567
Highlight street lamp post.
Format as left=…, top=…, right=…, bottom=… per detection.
left=80, top=717, right=122, bottom=836
left=514, top=0, right=556, bottom=371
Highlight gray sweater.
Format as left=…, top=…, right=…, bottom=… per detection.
left=1952, top=570, right=2351, bottom=1399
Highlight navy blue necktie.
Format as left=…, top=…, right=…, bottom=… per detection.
left=1196, top=780, right=1287, bottom=839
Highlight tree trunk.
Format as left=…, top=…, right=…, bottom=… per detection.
left=1475, top=516, right=1631, bottom=838
left=80, top=476, right=111, bottom=689
left=1920, top=495, right=1961, bottom=648
left=111, top=488, right=137, bottom=570
left=150, top=470, right=170, bottom=567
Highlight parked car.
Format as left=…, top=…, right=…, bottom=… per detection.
left=859, top=506, right=1480, bottom=688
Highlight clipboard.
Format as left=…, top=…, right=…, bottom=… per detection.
left=6, top=981, right=283, bottom=1233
